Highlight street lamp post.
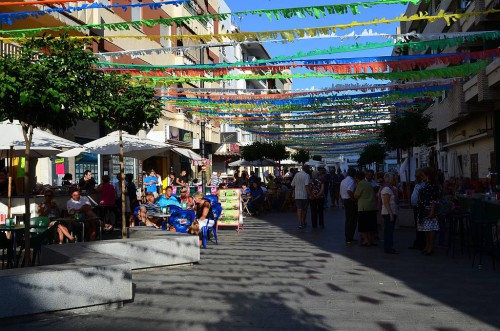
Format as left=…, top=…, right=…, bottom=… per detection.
left=200, top=43, right=206, bottom=193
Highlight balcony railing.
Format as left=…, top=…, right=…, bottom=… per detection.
left=0, top=41, right=21, bottom=57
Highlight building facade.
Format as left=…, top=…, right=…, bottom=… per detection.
left=398, top=0, right=500, bottom=183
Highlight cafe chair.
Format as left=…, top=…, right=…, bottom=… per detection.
left=0, top=232, right=12, bottom=269
left=133, top=206, right=141, bottom=226
left=168, top=210, right=195, bottom=233
left=17, top=217, right=53, bottom=267
left=167, top=205, right=182, bottom=214
left=470, top=218, right=498, bottom=270
left=201, top=203, right=222, bottom=248
left=204, top=194, right=219, bottom=205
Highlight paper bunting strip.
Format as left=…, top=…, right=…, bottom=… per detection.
left=0, top=0, right=419, bottom=25
left=97, top=48, right=499, bottom=69
left=97, top=49, right=500, bottom=77
left=2, top=9, right=499, bottom=39
left=0, top=0, right=188, bottom=25
left=132, top=60, right=488, bottom=86
left=0, top=0, right=93, bottom=7
left=163, top=78, right=459, bottom=94
left=164, top=79, right=460, bottom=101
left=95, top=31, right=497, bottom=60
left=168, top=85, right=454, bottom=107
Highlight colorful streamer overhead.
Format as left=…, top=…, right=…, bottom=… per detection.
left=1, top=9, right=499, bottom=39
left=0, top=0, right=189, bottom=25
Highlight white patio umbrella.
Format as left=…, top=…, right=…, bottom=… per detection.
left=228, top=159, right=246, bottom=167
left=58, top=131, right=173, bottom=238
left=0, top=120, right=82, bottom=157
left=280, top=159, right=299, bottom=166
left=58, top=131, right=172, bottom=159
left=0, top=121, right=83, bottom=217
left=249, top=159, right=277, bottom=167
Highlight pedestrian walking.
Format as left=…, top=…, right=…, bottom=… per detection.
left=379, top=172, right=400, bottom=254
left=291, top=165, right=311, bottom=229
left=417, top=167, right=440, bottom=256
left=354, top=171, right=378, bottom=246
left=410, top=169, right=426, bottom=250
left=308, top=171, right=325, bottom=229
left=340, top=168, right=357, bottom=244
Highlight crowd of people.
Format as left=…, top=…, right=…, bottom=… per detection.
left=286, top=165, right=459, bottom=255
left=1, top=162, right=483, bottom=251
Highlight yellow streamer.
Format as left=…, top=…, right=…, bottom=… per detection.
left=0, top=9, right=499, bottom=42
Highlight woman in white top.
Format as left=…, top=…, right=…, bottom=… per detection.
left=380, top=173, right=399, bottom=254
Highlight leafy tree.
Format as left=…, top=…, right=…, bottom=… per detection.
left=89, top=73, right=163, bottom=238
left=0, top=35, right=103, bottom=263
left=291, top=150, right=310, bottom=165
left=241, top=141, right=266, bottom=161
left=358, top=143, right=387, bottom=166
left=380, top=112, right=435, bottom=151
left=312, top=155, right=322, bottom=162
left=380, top=112, right=436, bottom=184
left=268, top=142, right=290, bottom=163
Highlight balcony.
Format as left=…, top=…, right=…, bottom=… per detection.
left=463, top=75, right=479, bottom=102
left=0, top=41, right=21, bottom=56
left=486, top=57, right=500, bottom=87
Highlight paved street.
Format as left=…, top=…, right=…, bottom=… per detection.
left=3, top=207, right=500, bottom=331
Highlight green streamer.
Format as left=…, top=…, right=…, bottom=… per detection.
left=136, top=61, right=487, bottom=86
left=0, top=0, right=424, bottom=37
left=97, top=31, right=500, bottom=69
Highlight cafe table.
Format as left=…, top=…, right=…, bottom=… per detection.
left=0, top=224, right=25, bottom=268
left=149, top=213, right=171, bottom=230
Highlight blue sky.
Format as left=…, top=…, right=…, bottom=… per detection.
left=223, top=0, right=407, bottom=90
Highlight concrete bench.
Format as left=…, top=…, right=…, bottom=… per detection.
left=0, top=229, right=199, bottom=319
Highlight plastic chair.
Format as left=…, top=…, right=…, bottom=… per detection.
left=167, top=205, right=182, bottom=214
left=168, top=210, right=195, bottom=233
left=204, top=194, right=218, bottom=205
left=201, top=203, right=222, bottom=248
left=30, top=216, right=51, bottom=235
left=17, top=217, right=53, bottom=267
left=133, top=205, right=141, bottom=226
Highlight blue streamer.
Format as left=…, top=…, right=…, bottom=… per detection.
left=167, top=85, right=454, bottom=106
left=0, top=0, right=188, bottom=25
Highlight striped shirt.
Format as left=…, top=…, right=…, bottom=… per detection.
left=291, top=171, right=311, bottom=199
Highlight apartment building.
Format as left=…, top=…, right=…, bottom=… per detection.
left=1, top=0, right=223, bottom=185
left=397, top=0, right=500, bottom=181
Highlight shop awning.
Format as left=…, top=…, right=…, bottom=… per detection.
left=172, top=147, right=202, bottom=161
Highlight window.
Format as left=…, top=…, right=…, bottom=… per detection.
left=470, top=154, right=479, bottom=180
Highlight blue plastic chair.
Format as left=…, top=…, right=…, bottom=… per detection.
left=133, top=205, right=141, bottom=226
left=167, top=205, right=182, bottom=214
left=168, top=210, right=195, bottom=233
left=204, top=194, right=218, bottom=205
left=201, top=202, right=222, bottom=248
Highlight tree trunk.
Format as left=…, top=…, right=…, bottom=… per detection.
left=21, top=122, right=33, bottom=266
left=7, top=146, right=13, bottom=218
left=119, top=129, right=127, bottom=239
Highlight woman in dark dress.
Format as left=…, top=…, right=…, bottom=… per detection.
left=417, top=167, right=440, bottom=256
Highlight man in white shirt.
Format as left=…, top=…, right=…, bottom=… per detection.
left=410, top=168, right=426, bottom=250
left=66, top=189, right=98, bottom=240
left=340, top=168, right=358, bottom=244
left=291, top=165, right=311, bottom=229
